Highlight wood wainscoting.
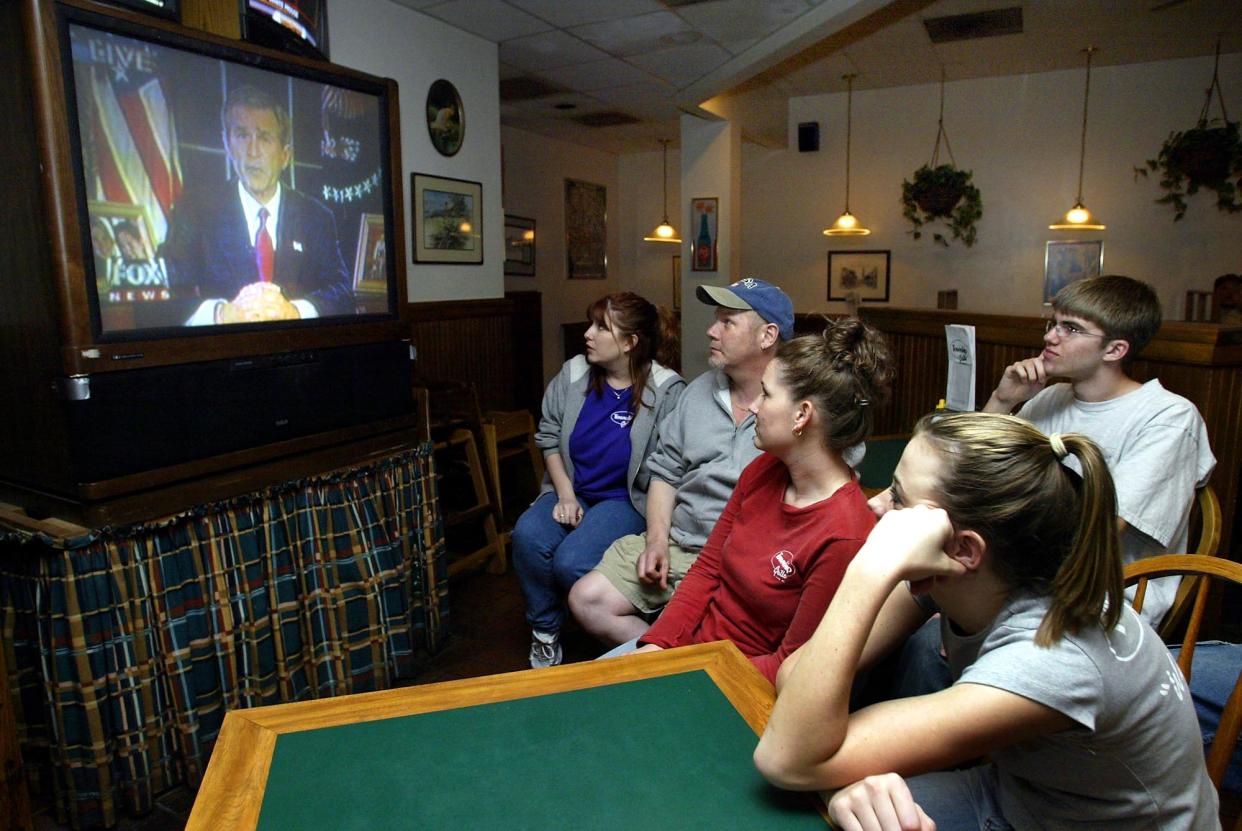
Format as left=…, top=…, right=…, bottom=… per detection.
left=408, top=291, right=543, bottom=416
left=832, top=308, right=1242, bottom=562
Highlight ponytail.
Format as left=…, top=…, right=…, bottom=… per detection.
left=1038, top=433, right=1123, bottom=645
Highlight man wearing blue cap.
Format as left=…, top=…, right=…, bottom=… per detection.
left=569, top=278, right=794, bottom=646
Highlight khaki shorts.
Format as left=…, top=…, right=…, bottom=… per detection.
left=592, top=533, right=700, bottom=614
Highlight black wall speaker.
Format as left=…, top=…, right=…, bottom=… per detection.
left=797, top=121, right=819, bottom=152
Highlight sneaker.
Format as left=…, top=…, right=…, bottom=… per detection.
left=529, top=629, right=562, bottom=669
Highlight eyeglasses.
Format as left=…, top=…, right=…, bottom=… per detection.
left=1044, top=319, right=1107, bottom=339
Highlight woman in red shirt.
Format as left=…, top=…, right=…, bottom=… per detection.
left=631, top=318, right=893, bottom=682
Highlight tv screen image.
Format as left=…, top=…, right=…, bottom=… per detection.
left=66, top=17, right=393, bottom=338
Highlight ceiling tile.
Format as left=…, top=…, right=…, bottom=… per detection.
left=571, top=10, right=701, bottom=58
left=676, top=0, right=810, bottom=46
left=541, top=58, right=659, bottom=91
left=628, top=42, right=734, bottom=87
left=500, top=29, right=612, bottom=71
left=419, top=0, right=552, bottom=42
left=505, top=0, right=667, bottom=28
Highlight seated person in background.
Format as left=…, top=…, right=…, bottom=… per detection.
left=614, top=318, right=893, bottom=683
left=513, top=292, right=683, bottom=669
left=164, top=85, right=353, bottom=324
left=981, top=275, right=1214, bottom=625
left=569, top=279, right=795, bottom=647
left=880, top=275, right=1216, bottom=701
left=1214, top=273, right=1242, bottom=326
left=755, top=413, right=1218, bottom=831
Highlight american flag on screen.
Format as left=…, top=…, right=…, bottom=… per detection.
left=74, top=34, right=183, bottom=242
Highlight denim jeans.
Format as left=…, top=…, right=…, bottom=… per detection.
left=905, top=765, right=1015, bottom=831
left=512, top=491, right=645, bottom=632
left=1172, top=640, right=1242, bottom=793
left=889, top=614, right=953, bottom=698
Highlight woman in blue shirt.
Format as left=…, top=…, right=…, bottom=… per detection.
left=514, top=292, right=684, bottom=668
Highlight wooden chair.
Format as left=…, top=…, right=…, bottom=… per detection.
left=1154, top=485, right=1223, bottom=639
left=1125, top=553, right=1242, bottom=817
left=414, top=385, right=507, bottom=575
left=481, top=409, right=544, bottom=526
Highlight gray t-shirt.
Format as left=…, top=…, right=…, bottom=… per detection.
left=1017, top=380, right=1216, bottom=623
left=941, top=592, right=1218, bottom=830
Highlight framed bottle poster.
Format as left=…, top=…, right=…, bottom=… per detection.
left=690, top=197, right=717, bottom=272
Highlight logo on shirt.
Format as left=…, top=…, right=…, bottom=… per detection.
left=610, top=411, right=633, bottom=428
left=770, top=550, right=796, bottom=582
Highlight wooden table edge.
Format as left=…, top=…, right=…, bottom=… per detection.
left=187, top=641, right=831, bottom=830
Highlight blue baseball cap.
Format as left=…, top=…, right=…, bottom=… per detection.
left=696, top=278, right=794, bottom=341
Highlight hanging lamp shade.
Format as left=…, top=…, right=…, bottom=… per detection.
left=644, top=139, right=681, bottom=243
left=1050, top=47, right=1105, bottom=230
left=825, top=73, right=871, bottom=236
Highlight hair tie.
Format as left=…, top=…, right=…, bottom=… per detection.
left=855, top=397, right=870, bottom=407
left=1049, top=433, right=1069, bottom=459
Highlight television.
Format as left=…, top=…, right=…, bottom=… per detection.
left=243, top=0, right=327, bottom=61
left=0, top=0, right=413, bottom=522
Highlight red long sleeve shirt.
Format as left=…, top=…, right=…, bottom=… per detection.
left=640, top=453, right=874, bottom=682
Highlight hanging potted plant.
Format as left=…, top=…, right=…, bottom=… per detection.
left=1135, top=43, right=1242, bottom=220
left=900, top=74, right=983, bottom=247
left=902, top=164, right=982, bottom=246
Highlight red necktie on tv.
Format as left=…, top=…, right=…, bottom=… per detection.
left=255, top=207, right=274, bottom=283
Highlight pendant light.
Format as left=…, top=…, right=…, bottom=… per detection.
left=1050, top=47, right=1106, bottom=230
left=825, top=73, right=870, bottom=236
left=644, top=139, right=681, bottom=243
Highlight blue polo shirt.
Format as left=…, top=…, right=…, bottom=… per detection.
left=569, top=386, right=633, bottom=502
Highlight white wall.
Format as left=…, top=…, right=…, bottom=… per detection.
left=742, top=53, right=1242, bottom=319
left=331, top=0, right=504, bottom=303
left=501, top=126, right=622, bottom=382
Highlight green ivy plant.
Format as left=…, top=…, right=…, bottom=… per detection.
left=1135, top=119, right=1242, bottom=220
left=900, top=164, right=982, bottom=247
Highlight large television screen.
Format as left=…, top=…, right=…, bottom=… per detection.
left=63, top=11, right=396, bottom=339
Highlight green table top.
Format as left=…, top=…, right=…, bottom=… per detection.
left=256, top=669, right=824, bottom=829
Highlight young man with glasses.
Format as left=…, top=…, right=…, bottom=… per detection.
left=870, top=275, right=1216, bottom=704
left=981, top=274, right=1215, bottom=624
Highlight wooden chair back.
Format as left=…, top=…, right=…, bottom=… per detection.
left=1124, top=553, right=1242, bottom=794
left=1155, top=485, right=1223, bottom=639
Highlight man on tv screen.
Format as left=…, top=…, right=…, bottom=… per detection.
left=164, top=84, right=353, bottom=325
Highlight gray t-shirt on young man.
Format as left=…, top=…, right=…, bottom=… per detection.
left=940, top=593, right=1218, bottom=830
left=1018, top=379, right=1216, bottom=624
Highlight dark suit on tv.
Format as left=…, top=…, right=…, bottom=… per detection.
left=164, top=181, right=354, bottom=321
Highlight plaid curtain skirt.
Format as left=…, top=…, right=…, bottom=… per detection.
left=0, top=444, right=447, bottom=829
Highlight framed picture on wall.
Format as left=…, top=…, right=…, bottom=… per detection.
left=504, top=215, right=535, bottom=276
left=690, top=197, right=718, bottom=272
left=828, top=250, right=890, bottom=302
left=426, top=79, right=464, bottom=157
left=1043, top=240, right=1103, bottom=303
left=565, top=179, right=606, bottom=279
left=412, top=173, right=482, bottom=264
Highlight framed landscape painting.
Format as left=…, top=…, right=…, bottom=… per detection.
left=828, top=250, right=890, bottom=302
left=412, top=173, right=482, bottom=264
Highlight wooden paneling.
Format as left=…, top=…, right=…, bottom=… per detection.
left=836, top=308, right=1242, bottom=561
left=408, top=292, right=543, bottom=414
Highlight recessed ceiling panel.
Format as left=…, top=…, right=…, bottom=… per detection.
left=420, top=0, right=553, bottom=42
left=500, top=28, right=613, bottom=71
